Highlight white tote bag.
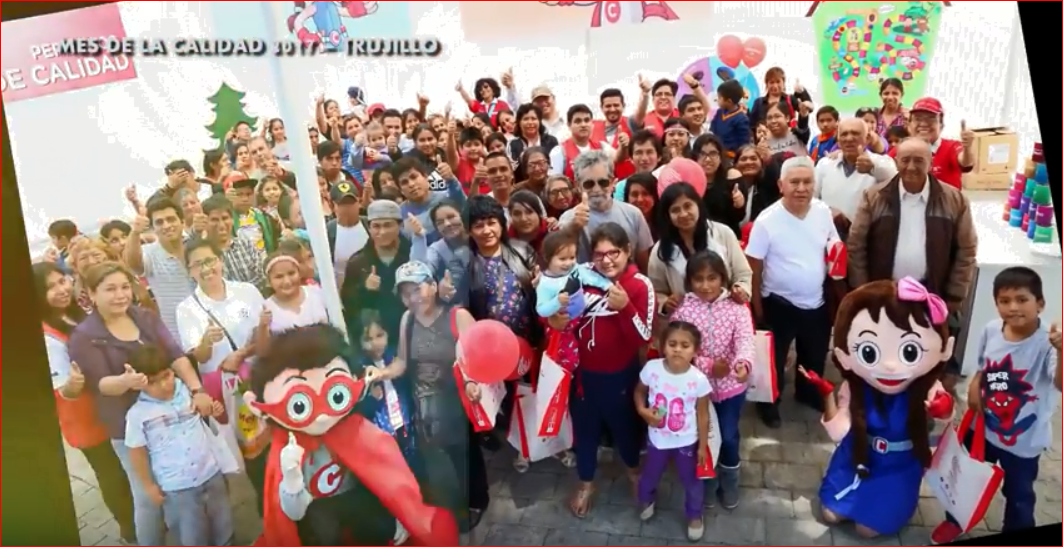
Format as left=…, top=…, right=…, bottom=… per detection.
left=926, top=411, right=1005, bottom=532
left=745, top=330, right=779, bottom=404
left=508, top=383, right=574, bottom=462
left=697, top=402, right=723, bottom=479
left=535, top=343, right=573, bottom=438
left=453, top=364, right=506, bottom=433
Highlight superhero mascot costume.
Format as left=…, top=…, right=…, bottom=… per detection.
left=801, top=277, right=956, bottom=538
left=246, top=325, right=457, bottom=545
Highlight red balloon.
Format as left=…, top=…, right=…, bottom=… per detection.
left=657, top=158, right=707, bottom=198
left=457, top=320, right=520, bottom=384
left=716, top=35, right=744, bottom=69
left=507, top=337, right=539, bottom=381
left=743, top=37, right=767, bottom=69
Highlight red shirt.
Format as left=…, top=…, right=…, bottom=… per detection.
left=575, top=265, right=654, bottom=374
left=467, top=99, right=511, bottom=127
left=643, top=109, right=679, bottom=138
left=457, top=158, right=490, bottom=195
left=45, top=325, right=110, bottom=449
left=889, top=138, right=969, bottom=189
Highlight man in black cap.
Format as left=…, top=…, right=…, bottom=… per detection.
left=327, top=180, right=370, bottom=287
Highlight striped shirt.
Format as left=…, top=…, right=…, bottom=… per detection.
left=142, top=241, right=195, bottom=341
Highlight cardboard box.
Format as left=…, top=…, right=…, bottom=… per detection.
left=970, top=127, right=1019, bottom=175
left=963, top=172, right=1012, bottom=191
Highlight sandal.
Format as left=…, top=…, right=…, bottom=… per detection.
left=570, top=484, right=595, bottom=519
left=513, top=455, right=531, bottom=474
left=555, top=450, right=577, bottom=468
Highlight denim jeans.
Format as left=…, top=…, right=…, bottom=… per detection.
left=162, top=473, right=233, bottom=546
left=112, top=439, right=165, bottom=546
left=713, top=393, right=747, bottom=468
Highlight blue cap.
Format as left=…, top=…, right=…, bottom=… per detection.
left=394, top=261, right=434, bottom=291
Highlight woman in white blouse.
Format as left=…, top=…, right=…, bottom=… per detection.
left=175, top=240, right=264, bottom=375
left=649, top=182, right=753, bottom=317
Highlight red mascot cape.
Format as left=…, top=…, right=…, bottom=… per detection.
left=255, top=413, right=458, bottom=546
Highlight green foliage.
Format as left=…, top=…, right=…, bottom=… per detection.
left=205, top=82, right=257, bottom=147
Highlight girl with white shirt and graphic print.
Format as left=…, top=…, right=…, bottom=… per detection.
left=634, top=321, right=712, bottom=542
left=670, top=251, right=755, bottom=511
left=262, top=254, right=330, bottom=333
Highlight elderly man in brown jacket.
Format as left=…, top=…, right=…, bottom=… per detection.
left=847, top=137, right=978, bottom=383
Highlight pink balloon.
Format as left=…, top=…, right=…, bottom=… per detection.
left=742, top=37, right=767, bottom=69
left=458, top=320, right=520, bottom=384
left=716, top=35, right=744, bottom=69
left=657, top=158, right=707, bottom=198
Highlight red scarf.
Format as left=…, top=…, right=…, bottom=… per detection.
left=256, top=414, right=457, bottom=546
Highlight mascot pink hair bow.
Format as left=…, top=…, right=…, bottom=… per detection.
left=897, top=277, right=948, bottom=325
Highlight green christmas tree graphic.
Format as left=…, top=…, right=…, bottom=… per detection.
left=205, top=82, right=257, bottom=147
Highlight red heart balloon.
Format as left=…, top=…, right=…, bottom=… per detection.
left=743, top=37, right=767, bottom=69
left=716, top=35, right=744, bottom=69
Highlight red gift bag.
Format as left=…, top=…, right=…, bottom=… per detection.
left=535, top=332, right=572, bottom=437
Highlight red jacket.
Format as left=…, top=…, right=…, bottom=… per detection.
left=562, top=139, right=603, bottom=181
left=591, top=119, right=637, bottom=180
left=45, top=324, right=109, bottom=449
left=574, top=264, right=654, bottom=374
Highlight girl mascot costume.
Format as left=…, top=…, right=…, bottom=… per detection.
left=801, top=277, right=956, bottom=538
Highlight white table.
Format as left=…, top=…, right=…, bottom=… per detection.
left=955, top=191, right=1062, bottom=376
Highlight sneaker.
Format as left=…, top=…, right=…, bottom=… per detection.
left=393, top=520, right=410, bottom=545
left=687, top=518, right=705, bottom=542
left=513, top=455, right=530, bottom=474
left=639, top=503, right=656, bottom=521
left=555, top=450, right=577, bottom=468
left=930, top=521, right=963, bottom=545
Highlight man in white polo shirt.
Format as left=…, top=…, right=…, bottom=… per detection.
left=814, top=118, right=897, bottom=238
left=746, top=156, right=841, bottom=428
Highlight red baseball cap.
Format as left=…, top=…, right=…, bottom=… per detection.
left=367, top=103, right=386, bottom=116
left=910, top=97, right=944, bottom=116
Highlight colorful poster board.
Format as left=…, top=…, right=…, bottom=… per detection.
left=460, top=1, right=714, bottom=42
left=273, top=1, right=412, bottom=51
left=676, top=34, right=767, bottom=119
left=811, top=1, right=944, bottom=113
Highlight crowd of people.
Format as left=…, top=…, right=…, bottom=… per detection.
left=35, top=64, right=1061, bottom=546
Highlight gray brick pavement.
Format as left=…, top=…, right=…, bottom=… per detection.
left=67, top=373, right=1062, bottom=546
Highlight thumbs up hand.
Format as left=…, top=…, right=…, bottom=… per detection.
left=960, top=119, right=975, bottom=149
left=501, top=67, right=514, bottom=88
left=731, top=185, right=746, bottom=209
left=439, top=270, right=457, bottom=301
left=386, top=134, right=399, bottom=152
left=67, top=361, right=86, bottom=393
left=1049, top=323, right=1061, bottom=351
left=204, top=321, right=226, bottom=345
left=405, top=213, right=425, bottom=237
left=638, top=73, right=651, bottom=93
left=436, top=160, right=454, bottom=181
left=122, top=364, right=148, bottom=391
left=794, top=78, right=806, bottom=94
left=365, top=266, right=382, bottom=291
left=417, top=93, right=430, bottom=106
left=280, top=432, right=306, bottom=478
left=572, top=192, right=591, bottom=229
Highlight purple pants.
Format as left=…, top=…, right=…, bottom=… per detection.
left=638, top=442, right=704, bottom=520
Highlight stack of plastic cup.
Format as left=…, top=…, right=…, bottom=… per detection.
left=1021, top=174, right=1038, bottom=231
left=1005, top=174, right=1025, bottom=221
left=1031, top=180, right=1054, bottom=242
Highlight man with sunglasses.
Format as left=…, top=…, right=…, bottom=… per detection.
left=559, top=150, right=653, bottom=271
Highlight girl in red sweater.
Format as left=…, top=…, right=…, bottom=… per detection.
left=548, top=222, right=655, bottom=518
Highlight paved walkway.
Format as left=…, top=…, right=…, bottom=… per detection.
left=69, top=372, right=1062, bottom=545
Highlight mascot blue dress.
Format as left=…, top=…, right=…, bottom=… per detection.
left=805, top=277, right=957, bottom=537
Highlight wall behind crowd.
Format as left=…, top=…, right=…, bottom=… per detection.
left=4, top=1, right=1038, bottom=251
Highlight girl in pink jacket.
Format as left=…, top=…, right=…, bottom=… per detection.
left=671, top=250, right=755, bottom=511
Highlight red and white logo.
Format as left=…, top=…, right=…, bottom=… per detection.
left=309, top=462, right=346, bottom=498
